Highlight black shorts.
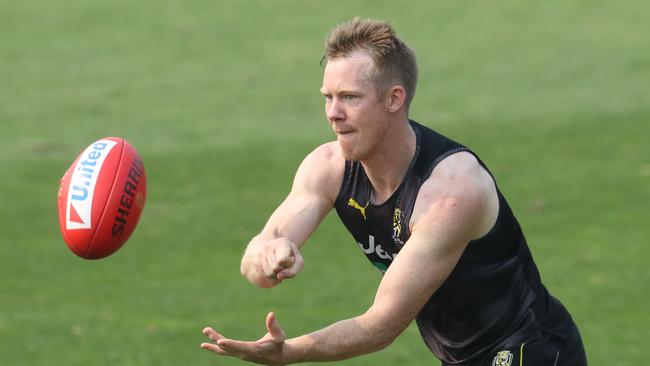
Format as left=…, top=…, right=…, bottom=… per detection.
left=443, top=324, right=587, bottom=366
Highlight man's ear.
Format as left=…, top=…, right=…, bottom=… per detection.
left=387, top=85, right=407, bottom=113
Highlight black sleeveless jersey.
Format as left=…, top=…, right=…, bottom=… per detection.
left=333, top=121, right=575, bottom=364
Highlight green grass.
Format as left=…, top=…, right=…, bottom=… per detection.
left=1, top=1, right=648, bottom=365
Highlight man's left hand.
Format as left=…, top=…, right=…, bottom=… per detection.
left=201, top=312, right=291, bottom=366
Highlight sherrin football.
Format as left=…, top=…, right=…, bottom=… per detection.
left=57, top=137, right=147, bottom=259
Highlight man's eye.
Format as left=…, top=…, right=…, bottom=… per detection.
left=343, top=94, right=357, bottom=101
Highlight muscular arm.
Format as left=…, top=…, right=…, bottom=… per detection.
left=240, top=143, right=343, bottom=288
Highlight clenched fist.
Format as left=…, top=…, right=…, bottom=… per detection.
left=242, top=237, right=305, bottom=288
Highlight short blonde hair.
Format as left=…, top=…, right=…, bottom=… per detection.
left=323, top=18, right=418, bottom=110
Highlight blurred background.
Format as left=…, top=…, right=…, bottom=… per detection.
left=1, top=1, right=648, bottom=365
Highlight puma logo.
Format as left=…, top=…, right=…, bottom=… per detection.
left=348, top=198, right=369, bottom=220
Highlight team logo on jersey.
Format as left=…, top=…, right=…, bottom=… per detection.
left=348, top=198, right=368, bottom=220
left=392, top=208, right=404, bottom=245
left=358, top=235, right=395, bottom=273
left=492, top=350, right=513, bottom=366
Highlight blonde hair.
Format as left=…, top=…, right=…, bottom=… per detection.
left=323, top=18, right=418, bottom=110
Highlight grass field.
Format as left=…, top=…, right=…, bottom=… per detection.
left=1, top=1, right=648, bottom=365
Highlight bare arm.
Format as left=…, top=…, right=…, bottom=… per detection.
left=202, top=152, right=499, bottom=364
left=240, top=143, right=343, bottom=288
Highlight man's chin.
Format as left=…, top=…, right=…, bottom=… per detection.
left=339, top=148, right=355, bottom=161
left=339, top=146, right=364, bottom=162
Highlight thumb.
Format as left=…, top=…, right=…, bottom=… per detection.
left=265, top=312, right=285, bottom=340
left=275, top=243, right=295, bottom=268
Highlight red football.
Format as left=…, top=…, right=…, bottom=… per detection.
left=57, top=137, right=147, bottom=259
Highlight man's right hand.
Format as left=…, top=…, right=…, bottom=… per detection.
left=243, top=237, right=305, bottom=288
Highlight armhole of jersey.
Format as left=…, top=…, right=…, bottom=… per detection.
left=469, top=192, right=504, bottom=244
left=423, top=146, right=471, bottom=178
left=424, top=147, right=500, bottom=192
left=334, top=160, right=352, bottom=207
left=457, top=149, right=504, bottom=244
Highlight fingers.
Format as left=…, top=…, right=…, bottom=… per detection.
left=200, top=328, right=257, bottom=357
left=217, top=338, right=270, bottom=353
left=202, top=327, right=225, bottom=342
left=200, top=342, right=228, bottom=355
left=200, top=327, right=229, bottom=356
left=202, top=338, right=259, bottom=358
left=201, top=316, right=286, bottom=364
left=256, top=249, right=281, bottom=280
left=259, top=250, right=278, bottom=277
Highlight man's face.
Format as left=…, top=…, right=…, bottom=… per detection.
left=320, top=51, right=390, bottom=161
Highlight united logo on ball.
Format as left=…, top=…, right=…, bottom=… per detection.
left=57, top=137, right=147, bottom=259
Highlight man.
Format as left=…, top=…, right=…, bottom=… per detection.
left=200, top=18, right=587, bottom=366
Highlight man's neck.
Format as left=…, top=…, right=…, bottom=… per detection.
left=361, top=119, right=416, bottom=205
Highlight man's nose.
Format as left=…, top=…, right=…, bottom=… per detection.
left=326, top=99, right=345, bottom=122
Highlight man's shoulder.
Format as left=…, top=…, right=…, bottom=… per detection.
left=430, top=151, right=485, bottom=180
left=293, top=142, right=345, bottom=201
left=308, top=141, right=345, bottom=163
left=411, top=151, right=498, bottom=239
left=302, top=142, right=346, bottom=175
